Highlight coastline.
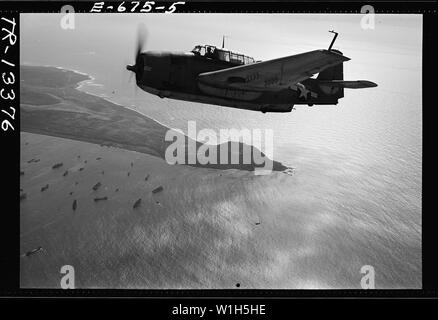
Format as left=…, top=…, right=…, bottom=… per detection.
left=20, top=65, right=290, bottom=172
left=19, top=66, right=293, bottom=288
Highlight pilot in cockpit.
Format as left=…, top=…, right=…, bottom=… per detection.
left=192, top=46, right=201, bottom=56
left=205, top=47, right=215, bottom=59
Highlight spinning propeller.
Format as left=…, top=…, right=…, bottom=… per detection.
left=126, top=23, right=148, bottom=84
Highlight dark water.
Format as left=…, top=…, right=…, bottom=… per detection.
left=20, top=14, right=421, bottom=288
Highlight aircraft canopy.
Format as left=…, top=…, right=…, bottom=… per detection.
left=191, top=45, right=255, bottom=65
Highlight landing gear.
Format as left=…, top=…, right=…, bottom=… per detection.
left=260, top=107, right=267, bottom=114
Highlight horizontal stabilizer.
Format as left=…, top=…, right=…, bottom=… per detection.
left=319, top=80, right=377, bottom=89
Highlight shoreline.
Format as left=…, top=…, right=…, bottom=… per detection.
left=42, top=63, right=187, bottom=136
left=20, top=64, right=291, bottom=172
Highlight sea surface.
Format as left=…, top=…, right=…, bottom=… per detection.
left=20, top=14, right=422, bottom=288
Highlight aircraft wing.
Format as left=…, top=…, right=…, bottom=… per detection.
left=197, top=49, right=350, bottom=92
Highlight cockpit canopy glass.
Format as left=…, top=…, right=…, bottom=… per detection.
left=191, top=45, right=255, bottom=65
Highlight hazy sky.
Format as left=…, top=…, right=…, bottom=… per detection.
left=20, top=14, right=422, bottom=112
left=21, top=13, right=421, bottom=61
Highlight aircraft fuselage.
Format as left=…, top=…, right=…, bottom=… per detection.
left=135, top=51, right=341, bottom=113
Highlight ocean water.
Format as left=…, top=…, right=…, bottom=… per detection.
left=20, top=14, right=422, bottom=288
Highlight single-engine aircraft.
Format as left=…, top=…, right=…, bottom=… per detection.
left=126, top=29, right=377, bottom=113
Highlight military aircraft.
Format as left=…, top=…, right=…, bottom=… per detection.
left=126, top=29, right=377, bottom=113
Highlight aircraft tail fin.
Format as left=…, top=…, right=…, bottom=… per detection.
left=316, top=49, right=377, bottom=89
left=315, top=49, right=377, bottom=99
left=317, top=49, right=344, bottom=81
left=316, top=50, right=345, bottom=98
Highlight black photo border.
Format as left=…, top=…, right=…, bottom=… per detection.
left=0, top=1, right=436, bottom=306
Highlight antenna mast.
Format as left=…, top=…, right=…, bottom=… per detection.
left=328, top=30, right=339, bottom=51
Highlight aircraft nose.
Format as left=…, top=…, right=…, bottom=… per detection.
left=126, top=53, right=145, bottom=83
